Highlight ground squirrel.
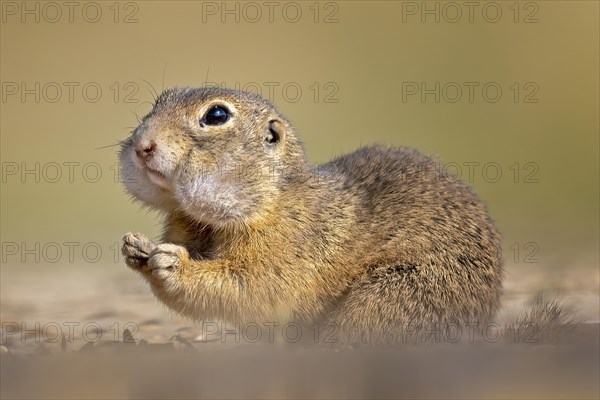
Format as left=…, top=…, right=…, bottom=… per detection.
left=119, top=87, right=503, bottom=345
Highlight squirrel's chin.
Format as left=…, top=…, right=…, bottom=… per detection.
left=124, top=178, right=178, bottom=213
left=146, top=168, right=172, bottom=189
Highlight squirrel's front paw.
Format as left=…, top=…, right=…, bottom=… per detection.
left=122, top=232, right=157, bottom=270
left=147, top=244, right=189, bottom=280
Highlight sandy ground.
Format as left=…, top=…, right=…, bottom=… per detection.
left=1, top=260, right=599, bottom=399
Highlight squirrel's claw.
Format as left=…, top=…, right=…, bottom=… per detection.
left=122, top=232, right=157, bottom=269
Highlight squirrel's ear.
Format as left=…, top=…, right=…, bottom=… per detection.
left=265, top=119, right=285, bottom=145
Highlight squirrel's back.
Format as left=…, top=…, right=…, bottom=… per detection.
left=320, top=145, right=503, bottom=344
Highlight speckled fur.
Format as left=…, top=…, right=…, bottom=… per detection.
left=120, top=87, right=503, bottom=345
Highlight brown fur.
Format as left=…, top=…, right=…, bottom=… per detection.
left=119, top=87, right=503, bottom=345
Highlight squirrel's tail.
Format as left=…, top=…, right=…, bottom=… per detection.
left=505, top=293, right=580, bottom=343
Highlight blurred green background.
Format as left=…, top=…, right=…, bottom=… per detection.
left=1, top=1, right=598, bottom=291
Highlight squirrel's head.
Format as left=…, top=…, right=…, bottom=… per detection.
left=119, top=86, right=307, bottom=228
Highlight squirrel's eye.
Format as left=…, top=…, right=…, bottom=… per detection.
left=203, top=105, right=230, bottom=126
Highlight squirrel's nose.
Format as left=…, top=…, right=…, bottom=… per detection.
left=135, top=140, right=156, bottom=159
